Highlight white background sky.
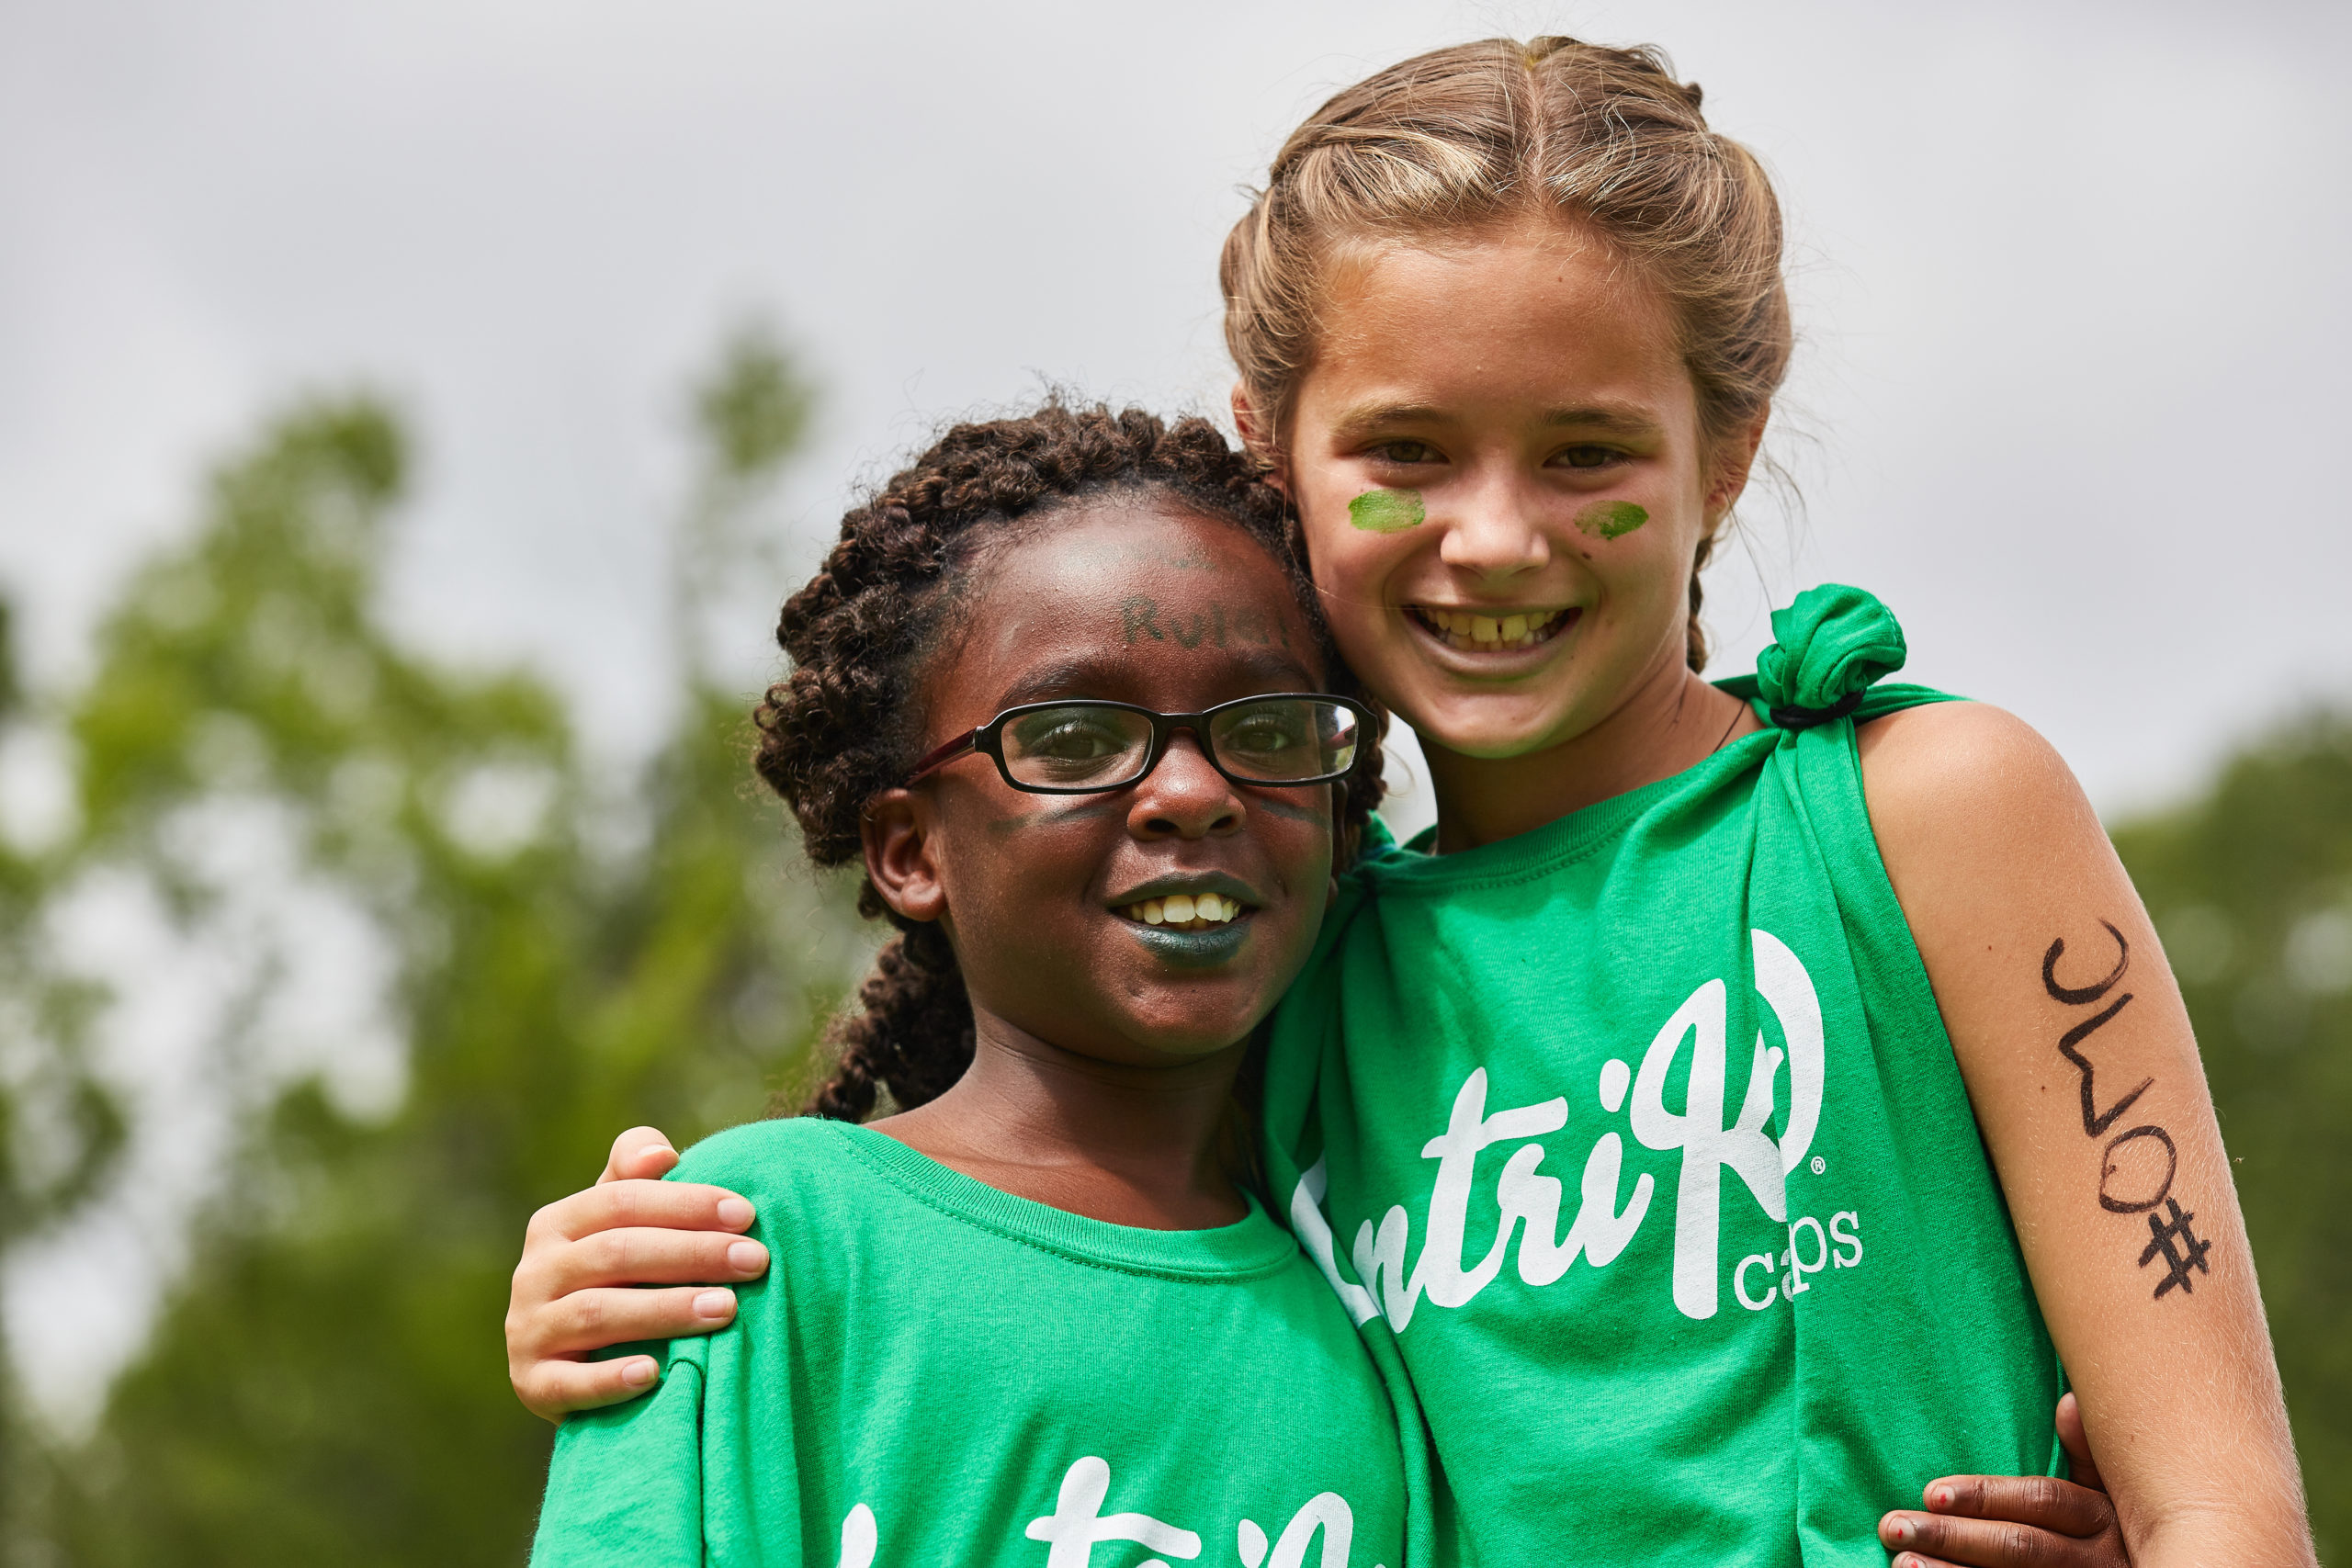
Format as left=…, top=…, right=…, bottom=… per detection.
left=1, top=0, right=2348, bottom=1421
left=6, top=0, right=2350, bottom=823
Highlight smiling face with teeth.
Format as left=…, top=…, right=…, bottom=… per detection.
left=859, top=500, right=1339, bottom=1072
left=1238, top=216, right=1767, bottom=848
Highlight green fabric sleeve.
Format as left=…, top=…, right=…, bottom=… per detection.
left=529, top=1348, right=710, bottom=1567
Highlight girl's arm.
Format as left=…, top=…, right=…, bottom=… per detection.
left=1861, top=701, right=2315, bottom=1567
left=506, top=1127, right=768, bottom=1421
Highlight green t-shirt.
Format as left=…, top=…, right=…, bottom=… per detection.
left=1261, top=586, right=2064, bottom=1566
left=532, top=1117, right=1429, bottom=1568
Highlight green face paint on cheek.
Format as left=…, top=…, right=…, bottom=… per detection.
left=1349, top=489, right=1425, bottom=533
left=1575, top=500, right=1649, bottom=540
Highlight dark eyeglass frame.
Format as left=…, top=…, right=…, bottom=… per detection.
left=904, top=694, right=1374, bottom=795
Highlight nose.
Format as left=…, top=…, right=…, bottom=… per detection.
left=1436, top=474, right=1550, bottom=581
left=1126, top=730, right=1243, bottom=841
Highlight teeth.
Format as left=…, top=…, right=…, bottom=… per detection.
left=1121, top=892, right=1246, bottom=928
left=1418, top=606, right=1566, bottom=652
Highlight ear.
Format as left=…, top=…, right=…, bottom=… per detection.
left=1230, top=383, right=1289, bottom=494
left=861, top=788, right=948, bottom=924
left=1702, top=405, right=1770, bottom=525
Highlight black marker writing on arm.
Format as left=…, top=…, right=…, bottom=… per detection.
left=2042, top=922, right=2210, bottom=1300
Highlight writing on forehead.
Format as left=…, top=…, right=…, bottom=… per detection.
left=1118, top=596, right=1292, bottom=650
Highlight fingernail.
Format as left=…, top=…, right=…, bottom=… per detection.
left=1889, top=1517, right=1913, bottom=1544
left=1929, top=1485, right=1951, bottom=1509
left=727, top=1240, right=766, bottom=1274
left=694, top=1289, right=735, bottom=1320
left=622, top=1359, right=657, bottom=1387
left=639, top=1141, right=675, bottom=1161
left=716, top=1198, right=753, bottom=1229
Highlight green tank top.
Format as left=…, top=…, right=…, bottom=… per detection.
left=1261, top=585, right=2064, bottom=1567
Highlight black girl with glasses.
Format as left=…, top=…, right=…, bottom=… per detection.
left=529, top=406, right=1426, bottom=1567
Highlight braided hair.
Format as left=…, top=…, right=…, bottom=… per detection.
left=755, top=402, right=1385, bottom=1122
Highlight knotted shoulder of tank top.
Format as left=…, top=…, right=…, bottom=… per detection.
left=1754, top=584, right=1907, bottom=729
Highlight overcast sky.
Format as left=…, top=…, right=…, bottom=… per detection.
left=6, top=0, right=2350, bottom=828
left=2, top=0, right=2348, bottom=1430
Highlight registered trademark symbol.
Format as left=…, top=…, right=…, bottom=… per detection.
left=1810, top=1156, right=1826, bottom=1176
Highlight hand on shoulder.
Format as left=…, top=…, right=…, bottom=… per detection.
left=505, top=1126, right=770, bottom=1424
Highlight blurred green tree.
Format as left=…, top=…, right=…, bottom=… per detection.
left=0, top=601, right=131, bottom=1546
left=17, top=329, right=864, bottom=1565
left=2112, top=714, right=2352, bottom=1556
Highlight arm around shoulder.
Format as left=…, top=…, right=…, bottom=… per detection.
left=1858, top=702, right=2315, bottom=1568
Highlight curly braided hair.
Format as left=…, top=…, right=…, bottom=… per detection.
left=755, top=401, right=1385, bottom=1122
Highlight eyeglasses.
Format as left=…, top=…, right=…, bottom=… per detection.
left=905, top=694, right=1371, bottom=795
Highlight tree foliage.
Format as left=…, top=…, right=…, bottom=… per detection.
left=8, top=332, right=865, bottom=1564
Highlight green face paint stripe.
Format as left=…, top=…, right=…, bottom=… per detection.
left=1575, top=500, right=1648, bottom=540
left=1349, top=489, right=1425, bottom=533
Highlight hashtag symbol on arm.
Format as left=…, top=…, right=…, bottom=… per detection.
left=2136, top=1197, right=2213, bottom=1300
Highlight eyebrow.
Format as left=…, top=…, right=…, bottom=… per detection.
left=1536, top=404, right=1665, bottom=438
left=992, top=647, right=1322, bottom=711
left=1328, top=400, right=1665, bottom=442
